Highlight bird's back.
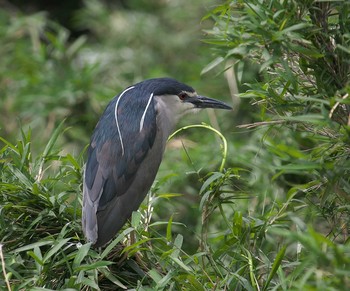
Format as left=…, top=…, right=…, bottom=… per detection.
left=82, top=84, right=164, bottom=247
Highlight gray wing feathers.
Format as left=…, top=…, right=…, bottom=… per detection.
left=82, top=172, right=99, bottom=244
left=82, top=88, right=159, bottom=246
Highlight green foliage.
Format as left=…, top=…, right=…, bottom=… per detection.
left=1, top=0, right=350, bottom=290
left=0, top=121, right=80, bottom=248
left=202, top=0, right=350, bottom=289
left=0, top=11, right=107, bottom=147
left=0, top=125, right=256, bottom=290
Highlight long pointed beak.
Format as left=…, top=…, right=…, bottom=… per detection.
left=189, top=95, right=232, bottom=110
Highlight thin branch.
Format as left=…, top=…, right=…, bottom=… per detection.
left=329, top=93, right=349, bottom=120
left=0, top=244, right=11, bottom=291
left=237, top=120, right=286, bottom=129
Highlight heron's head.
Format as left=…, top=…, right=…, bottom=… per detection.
left=139, top=78, right=232, bottom=119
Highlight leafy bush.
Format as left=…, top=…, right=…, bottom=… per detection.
left=202, top=0, right=350, bottom=289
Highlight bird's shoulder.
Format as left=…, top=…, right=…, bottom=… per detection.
left=84, top=87, right=158, bottom=208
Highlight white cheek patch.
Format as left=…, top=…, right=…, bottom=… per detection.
left=182, top=102, right=199, bottom=114
left=182, top=101, right=195, bottom=110
left=190, top=107, right=201, bottom=114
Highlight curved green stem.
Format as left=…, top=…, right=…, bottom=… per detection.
left=168, top=123, right=228, bottom=172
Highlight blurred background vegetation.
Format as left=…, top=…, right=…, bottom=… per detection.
left=0, top=0, right=349, bottom=290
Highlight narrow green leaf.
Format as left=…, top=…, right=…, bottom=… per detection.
left=199, top=190, right=211, bottom=210
left=27, top=250, right=44, bottom=266
left=171, top=234, right=183, bottom=258
left=158, top=193, right=183, bottom=199
left=171, top=257, right=191, bottom=272
left=337, top=44, right=350, bottom=55
left=278, top=114, right=325, bottom=122
left=14, top=241, right=54, bottom=253
left=99, top=267, right=127, bottom=289
left=43, top=238, right=70, bottom=263
left=279, top=23, right=310, bottom=34
left=199, top=172, right=223, bottom=194
left=28, top=288, right=55, bottom=291
left=75, top=260, right=114, bottom=271
left=263, top=245, right=286, bottom=291
left=149, top=221, right=185, bottom=228
left=185, top=274, right=206, bottom=291
left=131, top=211, right=141, bottom=229
left=66, top=35, right=87, bottom=57
left=166, top=215, right=173, bottom=242
left=148, top=268, right=163, bottom=283
left=73, top=243, right=91, bottom=271
left=156, top=270, right=174, bottom=288
left=42, top=119, right=67, bottom=158
left=79, top=277, right=100, bottom=290
left=100, top=227, right=134, bottom=259
left=201, top=57, right=224, bottom=75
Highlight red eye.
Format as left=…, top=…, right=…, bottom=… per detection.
left=178, top=93, right=187, bottom=100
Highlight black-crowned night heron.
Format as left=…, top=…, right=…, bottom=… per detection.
left=82, top=77, right=231, bottom=247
